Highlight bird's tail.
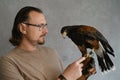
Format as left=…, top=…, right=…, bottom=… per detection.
left=97, top=51, right=114, bottom=72
left=94, top=41, right=114, bottom=72
left=102, top=41, right=115, bottom=57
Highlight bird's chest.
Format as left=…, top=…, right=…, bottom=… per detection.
left=68, top=33, right=85, bottom=45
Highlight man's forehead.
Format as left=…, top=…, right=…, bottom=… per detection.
left=28, top=11, right=44, bottom=18
left=28, top=11, right=46, bottom=23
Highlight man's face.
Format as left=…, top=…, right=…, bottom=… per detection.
left=23, top=11, right=48, bottom=45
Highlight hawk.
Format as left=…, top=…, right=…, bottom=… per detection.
left=61, top=25, right=115, bottom=72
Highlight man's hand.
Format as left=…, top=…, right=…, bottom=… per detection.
left=62, top=57, right=86, bottom=80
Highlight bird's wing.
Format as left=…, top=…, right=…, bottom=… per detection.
left=95, top=30, right=114, bottom=56
left=76, top=26, right=114, bottom=56
left=76, top=27, right=97, bottom=40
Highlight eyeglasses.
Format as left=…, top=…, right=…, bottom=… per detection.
left=23, top=23, right=47, bottom=30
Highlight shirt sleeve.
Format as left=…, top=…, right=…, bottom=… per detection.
left=0, top=56, right=24, bottom=80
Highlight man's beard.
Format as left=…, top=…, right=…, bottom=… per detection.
left=37, top=37, right=45, bottom=45
left=38, top=34, right=46, bottom=45
left=38, top=40, right=45, bottom=45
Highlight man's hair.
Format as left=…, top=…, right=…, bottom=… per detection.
left=9, top=6, right=43, bottom=46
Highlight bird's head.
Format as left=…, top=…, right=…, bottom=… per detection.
left=60, top=26, right=68, bottom=39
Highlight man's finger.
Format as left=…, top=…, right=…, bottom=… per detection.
left=76, top=57, right=86, bottom=64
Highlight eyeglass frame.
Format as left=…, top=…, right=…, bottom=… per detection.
left=23, top=22, right=47, bottom=30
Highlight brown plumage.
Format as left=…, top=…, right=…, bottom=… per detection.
left=61, top=25, right=115, bottom=72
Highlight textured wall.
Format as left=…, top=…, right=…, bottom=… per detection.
left=0, top=0, right=120, bottom=80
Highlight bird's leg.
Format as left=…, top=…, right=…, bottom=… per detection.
left=89, top=48, right=96, bottom=72
left=89, top=48, right=95, bottom=57
left=77, top=66, right=96, bottom=80
left=78, top=45, right=87, bottom=57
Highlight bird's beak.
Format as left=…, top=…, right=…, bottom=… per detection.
left=62, top=32, right=67, bottom=39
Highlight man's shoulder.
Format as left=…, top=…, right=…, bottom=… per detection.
left=0, top=48, right=16, bottom=64
left=0, top=48, right=18, bottom=59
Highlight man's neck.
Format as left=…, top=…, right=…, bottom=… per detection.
left=18, top=39, right=38, bottom=52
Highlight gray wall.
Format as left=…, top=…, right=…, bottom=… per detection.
left=0, top=0, right=120, bottom=80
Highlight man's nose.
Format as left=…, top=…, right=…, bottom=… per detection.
left=42, top=27, right=48, bottom=34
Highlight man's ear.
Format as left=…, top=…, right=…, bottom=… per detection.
left=19, top=23, right=27, bottom=34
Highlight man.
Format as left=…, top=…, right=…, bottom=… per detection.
left=0, top=6, right=95, bottom=80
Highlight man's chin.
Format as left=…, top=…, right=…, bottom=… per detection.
left=38, top=41, right=45, bottom=45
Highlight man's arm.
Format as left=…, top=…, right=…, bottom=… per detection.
left=0, top=57, right=24, bottom=80
left=57, top=56, right=96, bottom=80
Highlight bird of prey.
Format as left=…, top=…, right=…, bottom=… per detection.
left=60, top=25, right=115, bottom=72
